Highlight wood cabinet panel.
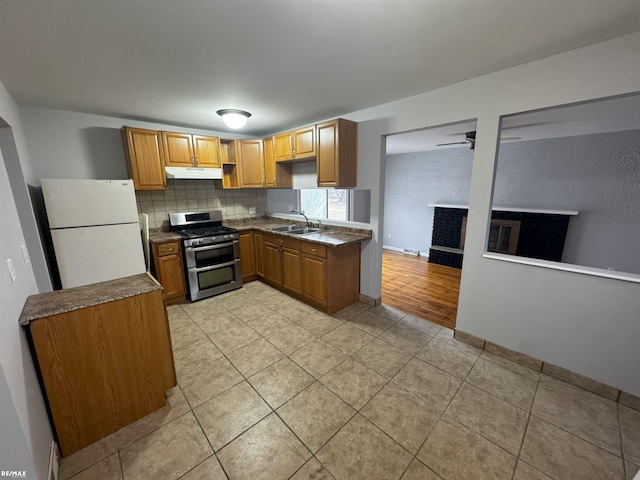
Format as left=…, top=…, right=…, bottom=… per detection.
left=239, top=231, right=257, bottom=282
left=273, top=132, right=294, bottom=161
left=162, top=132, right=194, bottom=167
left=263, top=239, right=283, bottom=284
left=302, top=253, right=327, bottom=306
left=152, top=241, right=186, bottom=305
left=193, top=135, right=221, bottom=167
left=264, top=137, right=276, bottom=188
left=29, top=288, right=176, bottom=457
left=254, top=232, right=265, bottom=277
left=317, top=119, right=357, bottom=187
left=293, top=126, right=316, bottom=159
left=123, top=127, right=166, bottom=190
left=282, top=247, right=302, bottom=295
left=238, top=139, right=265, bottom=188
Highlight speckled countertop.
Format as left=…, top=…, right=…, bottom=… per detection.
left=149, top=231, right=182, bottom=243
left=19, top=273, right=162, bottom=325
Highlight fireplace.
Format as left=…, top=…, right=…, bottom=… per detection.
left=428, top=205, right=576, bottom=269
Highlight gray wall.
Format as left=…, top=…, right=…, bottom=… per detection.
left=383, top=147, right=473, bottom=253
left=384, top=129, right=640, bottom=273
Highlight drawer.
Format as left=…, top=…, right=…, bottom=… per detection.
left=301, top=242, right=326, bottom=258
left=281, top=237, right=300, bottom=251
left=156, top=241, right=180, bottom=256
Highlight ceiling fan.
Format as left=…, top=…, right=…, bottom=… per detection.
left=436, top=131, right=522, bottom=149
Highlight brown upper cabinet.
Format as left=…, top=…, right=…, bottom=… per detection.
left=317, top=118, right=358, bottom=188
left=264, top=137, right=293, bottom=188
left=161, top=132, right=221, bottom=168
left=237, top=139, right=265, bottom=188
left=273, top=125, right=316, bottom=162
left=122, top=127, right=167, bottom=190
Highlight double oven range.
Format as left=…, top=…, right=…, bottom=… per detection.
left=169, top=211, right=242, bottom=301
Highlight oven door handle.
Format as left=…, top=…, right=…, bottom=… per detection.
left=185, top=240, right=239, bottom=252
left=188, top=259, right=240, bottom=273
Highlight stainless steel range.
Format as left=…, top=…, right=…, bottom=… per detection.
left=169, top=211, right=242, bottom=301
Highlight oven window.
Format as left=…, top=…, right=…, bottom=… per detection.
left=198, top=266, right=236, bottom=290
left=195, top=246, right=235, bottom=268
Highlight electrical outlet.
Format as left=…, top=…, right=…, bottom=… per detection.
left=388, top=233, right=392, bottom=239
left=21, top=245, right=30, bottom=264
left=249, top=207, right=256, bottom=215
left=7, top=258, right=16, bottom=283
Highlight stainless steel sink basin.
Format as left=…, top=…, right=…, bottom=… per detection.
left=269, top=225, right=320, bottom=235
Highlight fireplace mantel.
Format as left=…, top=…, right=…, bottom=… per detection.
left=428, top=204, right=579, bottom=216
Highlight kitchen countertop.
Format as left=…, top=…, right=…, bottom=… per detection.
left=149, top=231, right=182, bottom=243
left=19, top=273, right=162, bottom=325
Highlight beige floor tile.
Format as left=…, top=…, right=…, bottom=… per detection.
left=244, top=309, right=291, bottom=336
left=466, top=358, right=538, bottom=410
left=290, top=458, right=336, bottom=480
left=332, top=301, right=372, bottom=321
left=361, top=383, right=441, bottom=454
left=277, top=302, right=320, bottom=322
left=170, top=321, right=208, bottom=351
left=194, top=311, right=244, bottom=338
left=620, top=392, right=640, bottom=412
left=217, top=413, right=311, bottom=480
left=111, top=386, right=190, bottom=449
left=178, top=356, right=243, bottom=407
left=620, top=405, right=640, bottom=465
left=168, top=313, right=195, bottom=334
left=232, top=301, right=274, bottom=322
left=180, top=455, right=228, bottom=480
left=217, top=291, right=256, bottom=311
left=418, top=417, right=516, bottom=480
left=321, top=324, right=374, bottom=355
left=180, top=297, right=221, bottom=316
left=392, top=358, right=461, bottom=410
left=266, top=324, right=316, bottom=355
left=400, top=459, right=443, bottom=480
left=59, top=436, right=117, bottom=480
left=173, top=337, right=223, bottom=375
left=289, top=339, right=348, bottom=378
left=260, top=291, right=297, bottom=309
left=434, top=328, right=484, bottom=355
left=378, top=323, right=433, bottom=355
left=417, top=339, right=479, bottom=379
left=512, top=460, right=554, bottom=480
left=299, top=312, right=344, bottom=336
left=532, top=384, right=620, bottom=455
left=445, top=383, right=529, bottom=455
left=347, top=310, right=395, bottom=336
left=67, top=453, right=122, bottom=480
left=207, top=323, right=261, bottom=354
left=398, top=314, right=443, bottom=337
left=539, top=374, right=614, bottom=404
left=248, top=357, right=315, bottom=408
left=372, top=303, right=407, bottom=321
left=317, top=415, right=412, bottom=480
left=278, top=382, right=355, bottom=453
left=542, top=362, right=619, bottom=401
left=227, top=337, right=284, bottom=377
left=480, top=351, right=541, bottom=380
left=320, top=358, right=387, bottom=410
left=120, top=412, right=212, bottom=480
left=194, top=381, right=271, bottom=451
left=352, top=338, right=411, bottom=379
left=626, top=461, right=640, bottom=480
left=520, top=416, right=624, bottom=480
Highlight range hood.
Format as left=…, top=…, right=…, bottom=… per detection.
left=165, top=166, right=222, bottom=180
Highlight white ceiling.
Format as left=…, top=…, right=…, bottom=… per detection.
left=1, top=1, right=640, bottom=137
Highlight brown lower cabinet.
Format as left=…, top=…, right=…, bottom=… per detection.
left=151, top=240, right=186, bottom=305
left=242, top=231, right=360, bottom=313
left=239, top=231, right=257, bottom=282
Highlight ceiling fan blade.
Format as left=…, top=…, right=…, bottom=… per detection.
left=436, top=141, right=468, bottom=146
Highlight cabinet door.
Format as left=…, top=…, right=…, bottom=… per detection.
left=264, top=137, right=276, bottom=187
left=193, top=135, right=221, bottom=168
left=302, top=253, right=328, bottom=306
left=156, top=253, right=186, bottom=301
left=317, top=119, right=357, bottom=187
left=254, top=232, right=265, bottom=277
left=239, top=231, right=256, bottom=282
left=238, top=139, right=265, bottom=188
left=162, top=132, right=194, bottom=167
left=273, top=131, right=294, bottom=161
left=282, top=247, right=302, bottom=295
left=316, top=120, right=337, bottom=186
left=293, top=126, right=316, bottom=159
left=123, top=127, right=166, bottom=190
left=263, top=241, right=282, bottom=284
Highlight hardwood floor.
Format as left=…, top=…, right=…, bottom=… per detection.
left=381, top=250, right=461, bottom=329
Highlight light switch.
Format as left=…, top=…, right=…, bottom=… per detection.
left=7, top=258, right=16, bottom=283
left=21, top=245, right=30, bottom=264
left=249, top=207, right=256, bottom=215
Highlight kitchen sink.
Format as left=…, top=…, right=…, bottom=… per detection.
left=269, top=225, right=320, bottom=235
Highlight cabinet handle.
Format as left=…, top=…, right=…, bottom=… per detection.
left=292, top=148, right=296, bottom=158
left=323, top=259, right=326, bottom=272
left=194, top=156, right=198, bottom=166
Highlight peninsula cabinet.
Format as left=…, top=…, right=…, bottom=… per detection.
left=161, top=132, right=221, bottom=168
left=316, top=118, right=358, bottom=187
left=123, top=126, right=167, bottom=190
left=273, top=125, right=316, bottom=162
left=151, top=240, right=186, bottom=304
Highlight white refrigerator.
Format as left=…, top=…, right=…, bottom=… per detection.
left=41, top=178, right=147, bottom=288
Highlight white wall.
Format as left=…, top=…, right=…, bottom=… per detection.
left=342, top=31, right=640, bottom=395
left=0, top=90, right=53, bottom=479
left=385, top=129, right=640, bottom=274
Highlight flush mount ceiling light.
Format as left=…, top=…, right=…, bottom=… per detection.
left=216, top=109, right=251, bottom=130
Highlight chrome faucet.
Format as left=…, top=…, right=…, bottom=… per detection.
left=290, top=209, right=310, bottom=227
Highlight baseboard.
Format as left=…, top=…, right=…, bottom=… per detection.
left=382, top=245, right=429, bottom=258
left=47, top=442, right=60, bottom=480
left=359, top=294, right=381, bottom=306
left=382, top=245, right=404, bottom=253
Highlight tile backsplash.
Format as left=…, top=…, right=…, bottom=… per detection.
left=136, top=179, right=267, bottom=230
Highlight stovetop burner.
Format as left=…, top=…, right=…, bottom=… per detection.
left=174, top=225, right=238, bottom=239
